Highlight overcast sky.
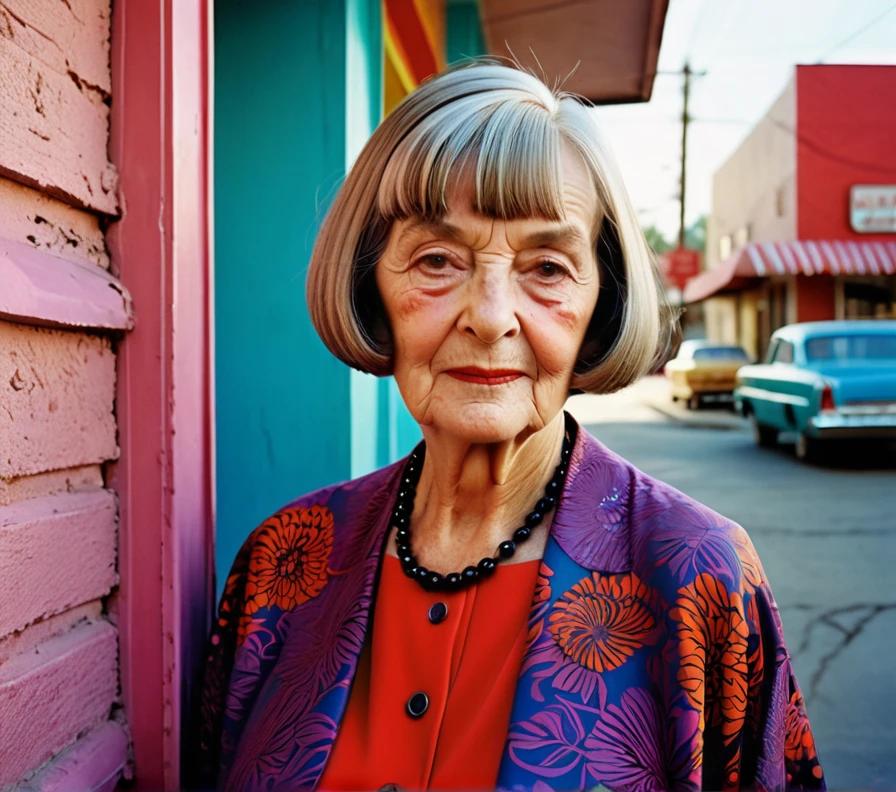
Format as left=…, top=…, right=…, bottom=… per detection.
left=592, top=0, right=896, bottom=241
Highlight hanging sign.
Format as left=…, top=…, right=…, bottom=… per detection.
left=659, top=247, right=701, bottom=290
left=850, top=185, right=896, bottom=233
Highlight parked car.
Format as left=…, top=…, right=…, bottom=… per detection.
left=734, top=320, right=896, bottom=461
left=664, top=339, right=752, bottom=410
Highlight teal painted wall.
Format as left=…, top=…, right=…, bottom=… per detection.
left=215, top=0, right=370, bottom=592
left=446, top=0, right=486, bottom=64
left=215, top=0, right=423, bottom=594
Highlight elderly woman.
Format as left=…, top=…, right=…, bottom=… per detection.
left=197, top=62, right=825, bottom=791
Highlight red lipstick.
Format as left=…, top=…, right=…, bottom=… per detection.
left=446, top=367, right=524, bottom=385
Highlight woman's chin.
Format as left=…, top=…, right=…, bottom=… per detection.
left=425, top=400, right=543, bottom=444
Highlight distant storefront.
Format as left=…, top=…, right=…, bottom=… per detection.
left=686, top=65, right=896, bottom=361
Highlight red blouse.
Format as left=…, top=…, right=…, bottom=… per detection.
left=318, top=552, right=542, bottom=791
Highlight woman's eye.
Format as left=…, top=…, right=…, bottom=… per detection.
left=418, top=253, right=451, bottom=270
left=535, top=260, right=567, bottom=279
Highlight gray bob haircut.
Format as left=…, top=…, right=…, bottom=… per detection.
left=306, top=59, right=681, bottom=393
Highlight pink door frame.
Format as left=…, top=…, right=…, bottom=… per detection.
left=107, top=1, right=215, bottom=788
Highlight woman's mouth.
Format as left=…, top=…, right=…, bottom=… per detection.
left=445, top=367, right=524, bottom=385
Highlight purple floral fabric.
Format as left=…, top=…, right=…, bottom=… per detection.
left=195, top=415, right=826, bottom=791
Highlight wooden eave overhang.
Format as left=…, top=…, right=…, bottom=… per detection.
left=478, top=0, right=669, bottom=104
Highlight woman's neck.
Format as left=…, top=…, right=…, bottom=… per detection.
left=400, top=411, right=566, bottom=572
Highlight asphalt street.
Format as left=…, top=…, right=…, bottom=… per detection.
left=566, top=377, right=896, bottom=791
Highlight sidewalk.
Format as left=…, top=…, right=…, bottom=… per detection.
left=567, top=375, right=748, bottom=431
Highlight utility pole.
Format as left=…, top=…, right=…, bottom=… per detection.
left=678, top=62, right=691, bottom=249
left=677, top=61, right=706, bottom=249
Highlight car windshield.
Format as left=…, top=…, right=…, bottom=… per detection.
left=692, top=346, right=749, bottom=361
left=805, top=334, right=896, bottom=362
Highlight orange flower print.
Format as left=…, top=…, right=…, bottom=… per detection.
left=238, top=505, right=334, bottom=643
left=671, top=572, right=749, bottom=785
left=785, top=688, right=820, bottom=764
left=548, top=571, right=657, bottom=673
left=744, top=594, right=765, bottom=735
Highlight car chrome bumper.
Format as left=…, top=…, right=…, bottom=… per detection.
left=807, top=412, right=896, bottom=439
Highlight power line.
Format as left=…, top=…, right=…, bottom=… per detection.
left=685, top=0, right=742, bottom=76
left=766, top=117, right=896, bottom=175
left=815, top=1, right=896, bottom=62
left=684, top=0, right=713, bottom=61
left=613, top=110, right=896, bottom=175
left=690, top=116, right=753, bottom=125
left=626, top=2, right=896, bottom=231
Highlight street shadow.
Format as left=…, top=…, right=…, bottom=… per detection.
left=772, top=435, right=896, bottom=471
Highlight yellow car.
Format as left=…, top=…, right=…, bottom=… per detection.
left=664, top=340, right=751, bottom=410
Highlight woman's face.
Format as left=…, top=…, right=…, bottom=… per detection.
left=376, top=143, right=601, bottom=444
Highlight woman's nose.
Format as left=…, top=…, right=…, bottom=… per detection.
left=457, top=270, right=521, bottom=344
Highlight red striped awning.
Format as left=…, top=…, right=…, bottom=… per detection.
left=684, top=239, right=896, bottom=303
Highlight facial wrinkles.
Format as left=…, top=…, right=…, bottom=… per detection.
left=434, top=267, right=547, bottom=431
left=466, top=217, right=591, bottom=366
left=463, top=238, right=521, bottom=347
left=410, top=216, right=580, bottom=392
left=381, top=169, right=599, bottom=430
left=449, top=219, right=544, bottom=383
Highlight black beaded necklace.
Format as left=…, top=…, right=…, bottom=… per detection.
left=393, top=412, right=577, bottom=592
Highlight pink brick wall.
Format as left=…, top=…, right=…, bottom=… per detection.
left=0, top=0, right=129, bottom=787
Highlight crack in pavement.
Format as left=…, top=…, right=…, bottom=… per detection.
left=794, top=602, right=896, bottom=699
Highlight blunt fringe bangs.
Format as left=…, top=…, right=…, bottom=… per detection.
left=377, top=94, right=564, bottom=223
left=306, top=59, right=681, bottom=394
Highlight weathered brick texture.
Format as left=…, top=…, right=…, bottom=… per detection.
left=0, top=619, right=119, bottom=787
left=0, top=0, right=118, bottom=213
left=0, top=176, right=110, bottom=269
left=0, top=1, right=127, bottom=786
left=0, top=321, right=118, bottom=479
left=0, top=489, right=117, bottom=636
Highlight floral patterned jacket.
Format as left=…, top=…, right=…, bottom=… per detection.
left=196, top=416, right=826, bottom=791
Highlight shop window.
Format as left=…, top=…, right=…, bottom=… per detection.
left=844, top=278, right=896, bottom=319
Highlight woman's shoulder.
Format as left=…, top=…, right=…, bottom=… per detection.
left=231, top=456, right=406, bottom=564
left=564, top=426, right=762, bottom=590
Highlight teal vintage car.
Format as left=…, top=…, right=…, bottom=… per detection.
left=734, top=320, right=896, bottom=461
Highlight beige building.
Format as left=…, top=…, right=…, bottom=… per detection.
left=702, top=80, right=796, bottom=360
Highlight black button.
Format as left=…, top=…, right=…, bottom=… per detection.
left=406, top=691, right=429, bottom=719
left=427, top=602, right=448, bottom=624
